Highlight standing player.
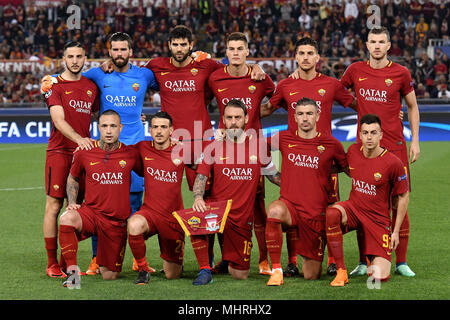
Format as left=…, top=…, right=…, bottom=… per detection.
left=207, top=32, right=275, bottom=275
left=265, top=98, right=348, bottom=286
left=128, top=111, right=192, bottom=285
left=190, top=99, right=280, bottom=285
left=42, top=41, right=99, bottom=278
left=260, top=37, right=356, bottom=276
left=143, top=25, right=265, bottom=191
left=59, top=110, right=140, bottom=283
left=41, top=32, right=160, bottom=274
left=326, top=114, right=409, bottom=286
left=340, top=26, right=420, bottom=277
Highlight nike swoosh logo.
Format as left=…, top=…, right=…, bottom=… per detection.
left=218, top=88, right=228, bottom=92
left=103, top=85, right=111, bottom=88
left=145, top=157, right=154, bottom=161
left=161, top=72, right=170, bottom=75
left=90, top=162, right=100, bottom=166
left=288, top=144, right=297, bottom=148
left=349, top=166, right=355, bottom=170
left=358, top=77, right=368, bottom=82
left=327, top=226, right=339, bottom=231
left=289, top=92, right=299, bottom=96
left=65, top=91, right=73, bottom=94
left=220, top=157, right=229, bottom=160
left=244, top=258, right=249, bottom=262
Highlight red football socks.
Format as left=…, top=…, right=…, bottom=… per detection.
left=191, top=235, right=211, bottom=270
left=392, top=209, right=410, bottom=264
left=265, top=218, right=283, bottom=269
left=58, top=225, right=78, bottom=267
left=286, top=227, right=298, bottom=265
left=325, top=207, right=345, bottom=270
left=44, top=237, right=58, bottom=267
left=128, top=234, right=150, bottom=272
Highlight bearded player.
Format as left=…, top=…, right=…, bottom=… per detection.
left=340, top=26, right=420, bottom=277
left=42, top=41, right=99, bottom=278
left=326, top=114, right=409, bottom=286
left=261, top=37, right=356, bottom=276
left=265, top=98, right=348, bottom=286
left=206, top=32, right=275, bottom=275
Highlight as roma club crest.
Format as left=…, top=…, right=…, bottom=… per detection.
left=248, top=85, right=256, bottom=94
left=374, top=172, right=382, bottom=181
left=132, top=83, right=140, bottom=92
left=385, top=79, right=393, bottom=87
left=317, top=145, right=325, bottom=153
left=190, top=68, right=199, bottom=76
left=318, top=88, right=326, bottom=96
left=86, top=90, right=93, bottom=98
left=119, top=160, right=127, bottom=168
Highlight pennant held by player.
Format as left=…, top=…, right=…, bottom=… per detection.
left=172, top=200, right=232, bottom=236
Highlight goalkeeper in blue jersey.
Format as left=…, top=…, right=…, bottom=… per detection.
left=41, top=32, right=159, bottom=274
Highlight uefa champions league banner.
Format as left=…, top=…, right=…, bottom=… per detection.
left=0, top=107, right=449, bottom=143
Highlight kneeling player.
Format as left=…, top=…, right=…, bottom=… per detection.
left=326, top=114, right=409, bottom=286
left=128, top=112, right=190, bottom=285
left=265, top=98, right=348, bottom=286
left=59, top=110, right=139, bottom=283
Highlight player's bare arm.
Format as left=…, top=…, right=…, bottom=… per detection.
left=391, top=191, right=410, bottom=250
left=49, top=105, right=94, bottom=150
left=404, top=91, right=421, bottom=163
left=66, top=174, right=80, bottom=210
left=192, top=173, right=208, bottom=212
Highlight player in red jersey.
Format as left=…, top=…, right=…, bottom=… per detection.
left=326, top=114, right=409, bottom=286
left=206, top=32, right=276, bottom=275
left=143, top=25, right=265, bottom=191
left=190, top=99, right=280, bottom=285
left=59, top=110, right=140, bottom=285
left=340, top=27, right=420, bottom=277
left=261, top=37, right=355, bottom=276
left=265, top=98, right=348, bottom=286
left=42, top=41, right=99, bottom=278
left=128, top=111, right=194, bottom=285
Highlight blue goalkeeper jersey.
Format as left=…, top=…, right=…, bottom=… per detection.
left=83, top=64, right=159, bottom=145
left=82, top=64, right=159, bottom=192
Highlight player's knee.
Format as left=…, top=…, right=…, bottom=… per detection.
left=127, top=215, right=147, bottom=235
left=229, top=266, right=249, bottom=280
left=100, top=269, right=120, bottom=280
left=325, top=206, right=342, bottom=226
left=59, top=210, right=78, bottom=227
left=164, top=267, right=182, bottom=280
left=267, top=201, right=285, bottom=220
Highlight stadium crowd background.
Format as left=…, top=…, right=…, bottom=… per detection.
left=0, top=0, right=449, bottom=105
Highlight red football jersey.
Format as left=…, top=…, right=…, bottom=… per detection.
left=208, top=66, right=275, bottom=132
left=70, top=141, right=139, bottom=221
left=340, top=61, right=414, bottom=150
left=269, top=73, right=354, bottom=135
left=269, top=130, right=347, bottom=220
left=44, top=75, right=99, bottom=154
left=144, top=57, right=222, bottom=140
left=196, top=135, right=272, bottom=230
left=346, top=143, right=409, bottom=225
left=135, top=141, right=186, bottom=217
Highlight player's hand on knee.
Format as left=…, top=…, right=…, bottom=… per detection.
left=40, top=75, right=57, bottom=94
left=101, top=58, right=114, bottom=73
left=192, top=197, right=207, bottom=213
left=192, top=51, right=211, bottom=62
left=66, top=203, right=80, bottom=211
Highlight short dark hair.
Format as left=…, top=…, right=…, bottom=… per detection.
left=168, top=25, right=193, bottom=43
left=100, top=109, right=121, bottom=122
left=150, top=111, right=173, bottom=126
left=108, top=32, right=133, bottom=49
left=227, top=32, right=248, bottom=46
left=296, top=97, right=318, bottom=112
left=224, top=99, right=247, bottom=116
left=294, top=37, right=319, bottom=54
left=63, top=41, right=84, bottom=53
left=360, top=113, right=382, bottom=129
left=368, top=26, right=391, bottom=42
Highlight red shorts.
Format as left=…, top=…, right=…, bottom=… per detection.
left=136, top=209, right=185, bottom=265
left=280, top=198, right=326, bottom=262
left=339, top=200, right=392, bottom=262
left=45, top=151, right=72, bottom=198
left=222, top=221, right=253, bottom=271
left=328, top=172, right=340, bottom=204
left=76, top=205, right=127, bottom=272
left=389, top=146, right=411, bottom=192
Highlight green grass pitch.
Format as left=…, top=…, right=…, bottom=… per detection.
left=0, top=142, right=449, bottom=300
